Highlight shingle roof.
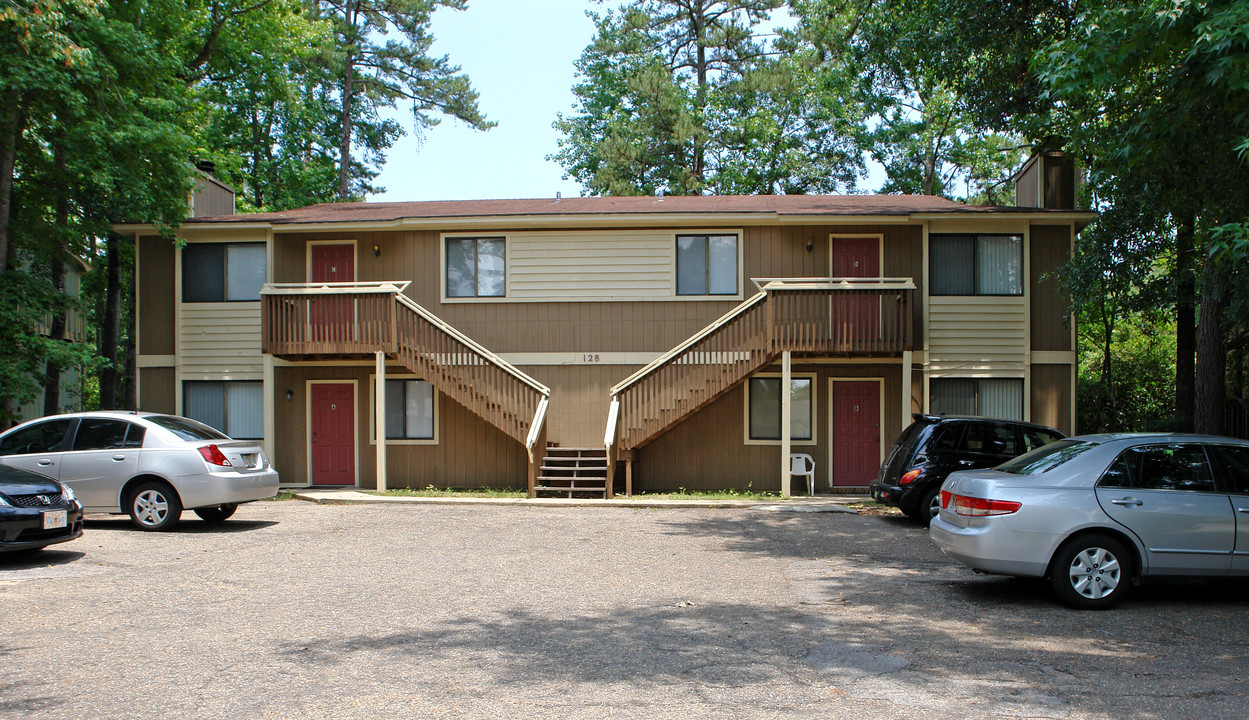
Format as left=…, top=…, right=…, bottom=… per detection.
left=186, top=194, right=1044, bottom=225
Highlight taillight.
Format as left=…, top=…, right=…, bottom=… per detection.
left=940, top=490, right=951, bottom=508
left=950, top=493, right=1020, bottom=517
left=198, top=444, right=233, bottom=467
left=899, top=468, right=922, bottom=485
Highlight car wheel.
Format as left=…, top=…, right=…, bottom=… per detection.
left=128, top=481, right=182, bottom=532
left=193, top=504, right=237, bottom=523
left=905, top=487, right=942, bottom=526
left=1049, top=534, right=1133, bottom=609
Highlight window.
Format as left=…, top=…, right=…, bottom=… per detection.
left=930, top=234, right=1022, bottom=296
left=1098, top=444, right=1216, bottom=492
left=748, top=376, right=813, bottom=442
left=146, top=415, right=228, bottom=441
left=446, top=237, right=505, bottom=297
left=1209, top=445, right=1249, bottom=494
left=677, top=234, right=738, bottom=296
left=0, top=419, right=72, bottom=456
left=930, top=378, right=1023, bottom=420
left=71, top=419, right=145, bottom=451
left=998, top=439, right=1097, bottom=476
left=182, top=381, right=263, bottom=438
left=960, top=422, right=1018, bottom=456
left=384, top=379, right=435, bottom=440
left=1021, top=428, right=1064, bottom=453
left=182, top=243, right=266, bottom=302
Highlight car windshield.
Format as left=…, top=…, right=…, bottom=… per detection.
left=146, top=415, right=229, bottom=441
left=996, top=439, right=1099, bottom=476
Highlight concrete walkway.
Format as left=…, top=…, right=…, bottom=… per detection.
left=291, top=487, right=870, bottom=512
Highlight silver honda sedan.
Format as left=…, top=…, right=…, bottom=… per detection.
left=930, top=434, right=1249, bottom=609
left=0, top=412, right=279, bottom=531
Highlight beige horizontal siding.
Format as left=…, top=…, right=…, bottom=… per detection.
left=507, top=231, right=677, bottom=300
left=928, top=296, right=1027, bottom=371
left=179, top=302, right=264, bottom=378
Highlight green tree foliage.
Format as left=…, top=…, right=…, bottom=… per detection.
left=310, top=0, right=493, bottom=201
left=553, top=0, right=862, bottom=196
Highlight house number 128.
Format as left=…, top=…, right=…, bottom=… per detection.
left=582, top=354, right=601, bottom=363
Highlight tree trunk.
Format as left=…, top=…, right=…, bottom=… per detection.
left=1194, top=258, right=1227, bottom=435
left=336, top=48, right=356, bottom=200
left=691, top=2, right=706, bottom=189
left=99, top=235, right=122, bottom=410
left=1174, top=212, right=1196, bottom=431
left=45, top=139, right=68, bottom=416
left=1097, top=298, right=1116, bottom=431
left=0, top=90, right=27, bottom=274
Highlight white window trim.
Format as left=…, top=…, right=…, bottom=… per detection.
left=743, top=372, right=819, bottom=446
left=367, top=374, right=439, bottom=446
left=674, top=232, right=743, bottom=298
left=440, top=234, right=509, bottom=302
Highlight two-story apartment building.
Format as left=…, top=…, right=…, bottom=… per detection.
left=118, top=156, right=1092, bottom=496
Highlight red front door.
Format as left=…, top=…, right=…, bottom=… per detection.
left=831, top=237, right=881, bottom=343
left=832, top=380, right=880, bottom=486
left=310, top=383, right=355, bottom=485
left=309, top=244, right=356, bottom=343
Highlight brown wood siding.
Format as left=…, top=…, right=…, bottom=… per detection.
left=138, top=236, right=175, bottom=355
left=138, top=367, right=175, bottom=413
left=633, top=363, right=902, bottom=492
left=522, top=364, right=635, bottom=448
left=1030, top=224, right=1072, bottom=352
left=1030, top=364, right=1072, bottom=435
left=271, top=224, right=924, bottom=355
left=190, top=176, right=235, bottom=218
left=273, top=365, right=525, bottom=488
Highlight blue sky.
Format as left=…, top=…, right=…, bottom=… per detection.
left=373, top=0, right=599, bottom=202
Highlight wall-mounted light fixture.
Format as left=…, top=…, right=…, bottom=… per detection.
left=373, top=244, right=381, bottom=257
left=285, top=389, right=294, bottom=401
left=805, top=241, right=814, bottom=253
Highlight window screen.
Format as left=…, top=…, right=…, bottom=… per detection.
left=183, top=381, right=263, bottom=438
left=930, top=234, right=1022, bottom=296
left=677, top=235, right=738, bottom=296
left=182, top=243, right=266, bottom=302
left=383, top=379, right=435, bottom=439
left=446, top=237, right=505, bottom=298
left=930, top=378, right=1023, bottom=420
left=748, top=376, right=812, bottom=441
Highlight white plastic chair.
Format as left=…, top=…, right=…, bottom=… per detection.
left=790, top=453, right=816, bottom=496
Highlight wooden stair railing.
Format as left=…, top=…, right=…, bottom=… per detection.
left=262, top=282, right=550, bottom=455
left=608, top=278, right=915, bottom=455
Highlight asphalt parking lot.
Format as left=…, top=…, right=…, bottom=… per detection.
left=2, top=500, right=1247, bottom=720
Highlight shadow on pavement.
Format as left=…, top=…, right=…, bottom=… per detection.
left=83, top=517, right=278, bottom=534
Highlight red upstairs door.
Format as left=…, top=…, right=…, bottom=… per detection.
left=832, top=380, right=881, bottom=486
left=309, top=244, right=356, bottom=345
left=310, top=383, right=356, bottom=485
left=830, top=237, right=881, bottom=345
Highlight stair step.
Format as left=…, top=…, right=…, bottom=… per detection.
left=537, top=476, right=607, bottom=483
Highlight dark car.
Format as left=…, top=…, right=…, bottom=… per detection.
left=870, top=413, right=1065, bottom=525
left=0, top=463, right=84, bottom=553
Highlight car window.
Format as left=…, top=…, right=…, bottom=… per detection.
left=72, top=419, right=132, bottom=451
left=1208, top=445, right=1249, bottom=494
left=1021, top=429, right=1063, bottom=453
left=997, top=439, right=1098, bottom=475
left=0, top=419, right=73, bottom=456
left=145, top=415, right=229, bottom=441
left=1099, top=444, right=1216, bottom=492
left=121, top=424, right=146, bottom=448
left=962, top=423, right=1017, bottom=455
left=929, top=424, right=964, bottom=452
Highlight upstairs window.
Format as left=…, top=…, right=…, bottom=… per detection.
left=446, top=237, right=505, bottom=297
left=182, top=243, right=266, bottom=302
left=677, top=234, right=738, bottom=296
left=930, top=234, right=1022, bottom=296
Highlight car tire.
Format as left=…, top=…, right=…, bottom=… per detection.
left=1049, top=533, right=1133, bottom=610
left=904, top=487, right=941, bottom=526
left=128, top=481, right=182, bottom=532
left=193, top=504, right=237, bottom=523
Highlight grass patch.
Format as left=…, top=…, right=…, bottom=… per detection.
left=632, top=487, right=781, bottom=501
left=265, top=491, right=296, bottom=501
left=845, top=501, right=904, bottom=517
left=368, top=485, right=528, bottom=499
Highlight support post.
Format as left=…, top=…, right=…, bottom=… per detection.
left=262, top=355, right=276, bottom=465
left=901, top=350, right=913, bottom=432
left=375, top=351, right=387, bottom=492
left=625, top=457, right=633, bottom=497
left=781, top=350, right=792, bottom=498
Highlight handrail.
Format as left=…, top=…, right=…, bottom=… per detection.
left=603, top=398, right=620, bottom=450
left=751, top=277, right=917, bottom=291
left=261, top=281, right=412, bottom=294
left=394, top=292, right=550, bottom=396
left=525, top=397, right=549, bottom=460
left=610, top=290, right=768, bottom=395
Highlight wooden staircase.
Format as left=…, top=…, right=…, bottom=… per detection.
left=533, top=446, right=610, bottom=498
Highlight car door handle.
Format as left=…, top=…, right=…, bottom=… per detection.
left=112, top=454, right=126, bottom=462
left=1238, top=507, right=1249, bottom=514
left=1111, top=497, right=1144, bottom=507
left=37, top=459, right=53, bottom=467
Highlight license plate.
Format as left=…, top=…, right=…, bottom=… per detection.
left=42, top=510, right=67, bottom=530
left=242, top=453, right=258, bottom=468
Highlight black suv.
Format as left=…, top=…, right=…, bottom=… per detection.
left=870, top=414, right=1065, bottom=525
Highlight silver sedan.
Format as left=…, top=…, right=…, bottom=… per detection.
left=930, top=434, right=1249, bottom=609
left=0, top=411, right=279, bottom=531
